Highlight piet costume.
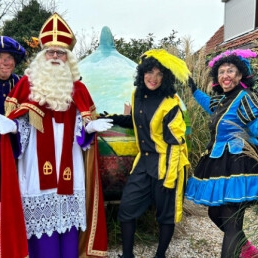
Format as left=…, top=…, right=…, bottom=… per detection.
left=112, top=49, right=191, bottom=258
left=112, top=49, right=191, bottom=223
left=185, top=49, right=258, bottom=206
left=131, top=50, right=190, bottom=223
left=0, top=36, right=26, bottom=115
left=0, top=36, right=26, bottom=257
left=1, top=13, right=107, bottom=258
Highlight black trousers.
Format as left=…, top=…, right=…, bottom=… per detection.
left=118, top=169, right=176, bottom=224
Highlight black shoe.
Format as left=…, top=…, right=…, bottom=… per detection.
left=117, top=255, right=135, bottom=258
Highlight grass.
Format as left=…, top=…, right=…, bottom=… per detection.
left=189, top=236, right=209, bottom=249
left=106, top=204, right=159, bottom=247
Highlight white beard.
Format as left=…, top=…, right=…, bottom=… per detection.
left=26, top=53, right=74, bottom=111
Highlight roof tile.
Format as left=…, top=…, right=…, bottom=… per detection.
left=204, top=26, right=258, bottom=54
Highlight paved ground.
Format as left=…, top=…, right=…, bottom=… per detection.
left=1, top=201, right=257, bottom=258
left=107, top=201, right=258, bottom=258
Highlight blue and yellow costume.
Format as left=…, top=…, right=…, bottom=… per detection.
left=0, top=36, right=26, bottom=115
left=0, top=74, right=21, bottom=114
left=0, top=35, right=26, bottom=257
left=185, top=86, right=258, bottom=205
left=185, top=49, right=258, bottom=258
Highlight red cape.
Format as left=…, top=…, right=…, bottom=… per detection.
left=1, top=134, right=28, bottom=258
left=2, top=77, right=107, bottom=257
left=79, top=135, right=108, bottom=257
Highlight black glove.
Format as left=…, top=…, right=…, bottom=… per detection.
left=99, top=111, right=109, bottom=117
left=188, top=77, right=197, bottom=93
left=99, top=111, right=133, bottom=128
left=98, top=111, right=122, bottom=125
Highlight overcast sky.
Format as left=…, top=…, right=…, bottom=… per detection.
left=57, top=0, right=225, bottom=51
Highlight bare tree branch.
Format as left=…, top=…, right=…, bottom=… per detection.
left=0, top=0, right=16, bottom=22
left=0, top=0, right=59, bottom=25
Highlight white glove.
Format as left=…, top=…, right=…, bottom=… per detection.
left=85, top=118, right=113, bottom=134
left=0, top=114, right=17, bottom=134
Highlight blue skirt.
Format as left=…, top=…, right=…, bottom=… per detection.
left=185, top=148, right=258, bottom=206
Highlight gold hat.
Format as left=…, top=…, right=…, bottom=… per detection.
left=39, top=12, right=76, bottom=51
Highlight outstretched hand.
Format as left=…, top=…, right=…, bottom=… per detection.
left=0, top=114, right=17, bottom=134
left=188, top=77, right=197, bottom=93
left=85, top=118, right=113, bottom=134
left=98, top=112, right=124, bottom=127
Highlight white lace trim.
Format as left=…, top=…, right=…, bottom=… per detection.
left=75, top=111, right=83, bottom=137
left=17, top=115, right=30, bottom=156
left=23, top=190, right=86, bottom=239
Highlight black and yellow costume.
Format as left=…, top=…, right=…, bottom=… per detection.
left=116, top=87, right=189, bottom=224
left=111, top=49, right=190, bottom=258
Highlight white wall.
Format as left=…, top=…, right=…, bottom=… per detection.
left=224, top=0, right=256, bottom=41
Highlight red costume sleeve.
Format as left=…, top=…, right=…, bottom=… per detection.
left=72, top=81, right=96, bottom=120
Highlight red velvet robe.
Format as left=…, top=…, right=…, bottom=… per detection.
left=1, top=76, right=108, bottom=258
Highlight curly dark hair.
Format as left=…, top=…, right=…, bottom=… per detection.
left=210, top=54, right=255, bottom=94
left=10, top=53, right=25, bottom=66
left=134, top=56, right=176, bottom=98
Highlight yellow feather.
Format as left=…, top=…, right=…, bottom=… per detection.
left=141, top=49, right=191, bottom=83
